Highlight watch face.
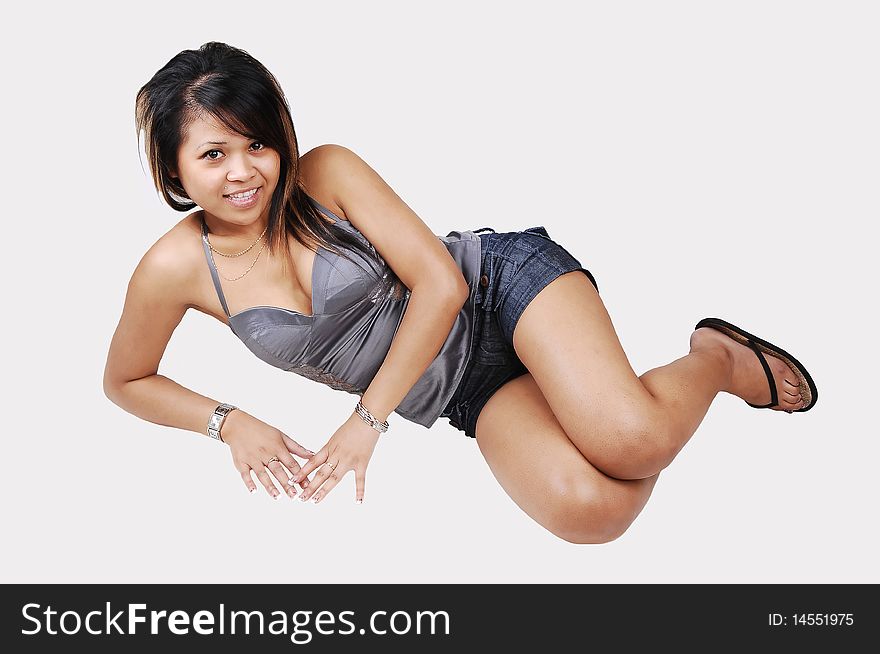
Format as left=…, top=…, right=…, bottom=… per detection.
left=209, top=415, right=222, bottom=429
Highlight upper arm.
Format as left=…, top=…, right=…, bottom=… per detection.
left=308, top=144, right=470, bottom=298
left=103, top=238, right=192, bottom=395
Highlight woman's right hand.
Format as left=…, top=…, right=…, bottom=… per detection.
left=220, top=410, right=315, bottom=499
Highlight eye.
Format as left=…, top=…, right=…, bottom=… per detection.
left=201, top=141, right=265, bottom=161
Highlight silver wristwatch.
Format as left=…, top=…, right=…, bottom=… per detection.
left=355, top=400, right=389, bottom=433
left=207, top=403, right=238, bottom=442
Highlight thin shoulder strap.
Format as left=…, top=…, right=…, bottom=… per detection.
left=199, top=216, right=232, bottom=317
left=306, top=194, right=342, bottom=223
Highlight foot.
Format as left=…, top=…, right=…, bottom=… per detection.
left=690, top=328, right=806, bottom=412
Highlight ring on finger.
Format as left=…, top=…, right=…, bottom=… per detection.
left=323, top=461, right=337, bottom=470
left=265, top=456, right=280, bottom=466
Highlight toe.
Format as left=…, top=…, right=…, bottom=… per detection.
left=782, top=375, right=805, bottom=404
left=766, top=358, right=805, bottom=409
left=782, top=385, right=800, bottom=401
left=711, top=329, right=808, bottom=411
left=779, top=377, right=807, bottom=412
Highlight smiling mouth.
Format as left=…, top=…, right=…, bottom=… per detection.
left=224, top=187, right=260, bottom=199
left=224, top=187, right=262, bottom=208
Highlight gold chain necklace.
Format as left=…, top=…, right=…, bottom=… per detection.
left=204, top=222, right=270, bottom=282
left=207, top=223, right=269, bottom=257
left=210, top=239, right=268, bottom=282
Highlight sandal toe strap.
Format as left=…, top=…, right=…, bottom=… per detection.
left=745, top=339, right=778, bottom=409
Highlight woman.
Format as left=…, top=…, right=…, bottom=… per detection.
left=104, top=42, right=817, bottom=544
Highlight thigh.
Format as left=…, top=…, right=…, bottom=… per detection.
left=475, top=372, right=658, bottom=544
left=510, top=269, right=661, bottom=470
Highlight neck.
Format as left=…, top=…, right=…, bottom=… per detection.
left=201, top=211, right=269, bottom=241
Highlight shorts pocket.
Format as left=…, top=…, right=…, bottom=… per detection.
left=474, top=251, right=516, bottom=312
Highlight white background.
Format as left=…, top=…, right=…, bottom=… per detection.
left=1, top=0, right=877, bottom=583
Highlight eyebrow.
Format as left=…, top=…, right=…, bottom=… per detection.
left=196, top=141, right=227, bottom=150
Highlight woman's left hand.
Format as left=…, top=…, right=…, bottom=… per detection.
left=290, top=412, right=381, bottom=504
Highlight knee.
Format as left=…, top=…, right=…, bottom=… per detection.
left=588, top=415, right=678, bottom=481
left=544, top=476, right=641, bottom=544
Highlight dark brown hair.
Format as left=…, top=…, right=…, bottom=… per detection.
left=135, top=41, right=377, bottom=276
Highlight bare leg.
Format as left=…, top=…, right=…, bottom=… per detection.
left=634, top=337, right=731, bottom=463
left=512, top=271, right=806, bottom=480
left=473, top=372, right=659, bottom=544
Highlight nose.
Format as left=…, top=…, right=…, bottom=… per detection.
left=226, top=151, right=257, bottom=183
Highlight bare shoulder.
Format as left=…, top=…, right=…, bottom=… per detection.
left=105, top=215, right=205, bottom=390
left=297, top=144, right=465, bottom=295
left=130, top=213, right=204, bottom=311
left=299, top=144, right=362, bottom=220
left=300, top=143, right=350, bottom=182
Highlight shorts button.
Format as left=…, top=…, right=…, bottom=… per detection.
left=480, top=274, right=489, bottom=287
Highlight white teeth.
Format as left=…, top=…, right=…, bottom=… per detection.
left=228, top=188, right=258, bottom=199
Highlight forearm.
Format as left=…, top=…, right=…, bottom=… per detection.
left=105, top=374, right=238, bottom=439
left=360, top=282, right=467, bottom=422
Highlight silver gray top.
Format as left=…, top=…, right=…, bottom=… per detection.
left=199, top=195, right=482, bottom=428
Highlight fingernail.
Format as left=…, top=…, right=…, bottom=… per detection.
left=287, top=478, right=296, bottom=486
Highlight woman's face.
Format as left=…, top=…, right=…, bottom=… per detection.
left=174, top=113, right=280, bottom=230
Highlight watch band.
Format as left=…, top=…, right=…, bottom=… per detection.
left=207, top=403, right=238, bottom=442
left=355, top=400, right=389, bottom=434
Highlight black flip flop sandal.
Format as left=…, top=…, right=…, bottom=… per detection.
left=694, top=317, right=818, bottom=413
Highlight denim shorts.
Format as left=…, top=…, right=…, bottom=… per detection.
left=439, top=225, right=599, bottom=439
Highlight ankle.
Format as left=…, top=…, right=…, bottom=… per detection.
left=689, top=339, right=734, bottom=393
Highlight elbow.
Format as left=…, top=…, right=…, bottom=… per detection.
left=102, top=368, right=115, bottom=402
left=445, top=272, right=471, bottom=304
left=103, top=362, right=119, bottom=402
left=414, top=275, right=469, bottom=306
left=103, top=369, right=130, bottom=404
left=103, top=378, right=122, bottom=404
left=442, top=281, right=470, bottom=308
